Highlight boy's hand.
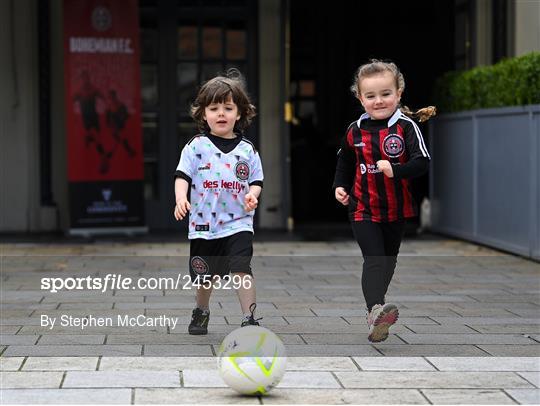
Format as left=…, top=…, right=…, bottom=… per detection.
left=244, top=193, right=258, bottom=212
left=335, top=187, right=349, bottom=206
left=174, top=198, right=191, bottom=220
left=376, top=160, right=394, bottom=178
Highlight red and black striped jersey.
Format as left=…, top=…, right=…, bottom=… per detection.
left=333, top=108, right=430, bottom=223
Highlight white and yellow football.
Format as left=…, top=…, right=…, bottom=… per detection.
left=217, top=326, right=287, bottom=395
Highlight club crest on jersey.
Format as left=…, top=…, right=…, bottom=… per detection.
left=234, top=161, right=250, bottom=181
left=383, top=134, right=404, bottom=158
left=191, top=256, right=209, bottom=275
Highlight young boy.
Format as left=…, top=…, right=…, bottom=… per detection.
left=174, top=70, right=263, bottom=335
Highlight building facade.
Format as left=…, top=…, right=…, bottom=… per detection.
left=1, top=0, right=538, bottom=234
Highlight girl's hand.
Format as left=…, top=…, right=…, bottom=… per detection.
left=174, top=198, right=191, bottom=220
left=335, top=187, right=349, bottom=206
left=244, top=193, right=258, bottom=212
left=376, top=160, right=394, bottom=178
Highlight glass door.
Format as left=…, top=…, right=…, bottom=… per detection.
left=140, top=0, right=257, bottom=230
left=176, top=4, right=253, bottom=156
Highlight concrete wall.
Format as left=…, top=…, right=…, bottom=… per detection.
left=430, top=105, right=540, bottom=260
left=258, top=0, right=286, bottom=229
left=474, top=0, right=493, bottom=66
left=514, top=0, right=540, bottom=55
left=472, top=0, right=539, bottom=65
left=0, top=0, right=42, bottom=232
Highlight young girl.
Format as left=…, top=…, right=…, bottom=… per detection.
left=174, top=70, right=263, bottom=335
left=333, top=60, right=435, bottom=342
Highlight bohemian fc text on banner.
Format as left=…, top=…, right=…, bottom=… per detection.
left=63, top=0, right=146, bottom=233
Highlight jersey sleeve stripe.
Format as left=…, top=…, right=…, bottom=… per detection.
left=241, top=137, right=257, bottom=152
left=347, top=120, right=357, bottom=131
left=400, top=114, right=431, bottom=158
left=185, top=133, right=205, bottom=146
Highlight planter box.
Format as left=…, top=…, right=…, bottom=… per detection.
left=429, top=105, right=540, bottom=260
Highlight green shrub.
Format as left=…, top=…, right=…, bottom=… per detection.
left=434, top=52, right=540, bottom=112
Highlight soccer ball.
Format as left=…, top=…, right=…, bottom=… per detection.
left=217, top=326, right=287, bottom=395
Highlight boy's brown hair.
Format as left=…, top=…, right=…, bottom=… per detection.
left=190, top=69, right=256, bottom=133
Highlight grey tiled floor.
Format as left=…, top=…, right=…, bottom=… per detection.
left=1, top=236, right=539, bottom=404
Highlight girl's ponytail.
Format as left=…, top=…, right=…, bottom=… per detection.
left=401, top=105, right=437, bottom=122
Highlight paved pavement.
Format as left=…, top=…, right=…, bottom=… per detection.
left=1, top=234, right=539, bottom=404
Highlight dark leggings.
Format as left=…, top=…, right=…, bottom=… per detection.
left=351, top=221, right=405, bottom=311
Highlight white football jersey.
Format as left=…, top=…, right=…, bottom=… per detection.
left=176, top=134, right=264, bottom=240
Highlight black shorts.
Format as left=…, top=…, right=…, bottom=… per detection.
left=189, top=231, right=253, bottom=282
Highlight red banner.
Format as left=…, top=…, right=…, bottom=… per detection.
left=64, top=0, right=145, bottom=231
left=64, top=0, right=143, bottom=181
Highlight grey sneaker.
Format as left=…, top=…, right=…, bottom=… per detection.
left=367, top=303, right=399, bottom=343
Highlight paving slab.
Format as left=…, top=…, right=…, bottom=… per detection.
left=506, top=309, right=540, bottom=317
left=0, top=310, right=33, bottom=318
left=57, top=303, right=115, bottom=310
left=182, top=369, right=232, bottom=388
left=0, top=318, right=43, bottom=326
left=466, top=325, right=540, bottom=334
left=99, top=356, right=217, bottom=371
left=397, top=333, right=535, bottom=345
left=3, top=344, right=142, bottom=357
left=334, top=371, right=535, bottom=389
left=421, top=389, right=515, bottom=404
left=134, top=388, right=261, bottom=404
left=38, top=334, right=105, bottom=345
left=107, top=333, right=220, bottom=345
left=0, top=335, right=38, bottom=345
left=353, top=357, right=435, bottom=371
left=107, top=332, right=303, bottom=345
left=285, top=357, right=358, bottom=371
left=517, top=372, right=540, bottom=387
left=63, top=371, right=181, bottom=388
left=0, top=326, right=22, bottom=334
left=260, top=389, right=428, bottom=404
left=478, top=345, right=540, bottom=356
left=257, top=324, right=363, bottom=334
left=0, top=357, right=24, bottom=371
left=469, top=294, right=540, bottom=303
left=0, top=389, right=132, bottom=404
left=0, top=372, right=63, bottom=389
left=431, top=317, right=540, bottom=325
left=277, top=371, right=341, bottom=388
left=23, top=357, right=99, bottom=371
left=427, top=357, right=540, bottom=371
left=300, top=333, right=404, bottom=345
left=449, top=308, right=522, bottom=317
left=372, top=344, right=489, bottom=357
left=143, top=344, right=214, bottom=356
left=250, top=344, right=381, bottom=357
left=403, top=325, right=478, bottom=334
left=506, top=389, right=540, bottom=404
